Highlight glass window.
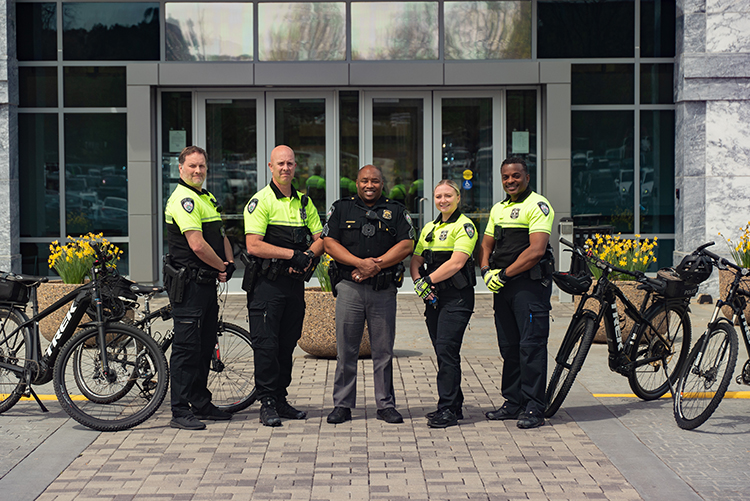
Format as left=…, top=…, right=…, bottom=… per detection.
left=339, top=91, right=360, bottom=199
left=64, top=113, right=128, bottom=236
left=572, top=64, right=635, bottom=105
left=64, top=67, right=126, bottom=108
left=571, top=111, right=635, bottom=233
left=19, top=67, right=58, bottom=108
left=258, top=3, right=345, bottom=61
left=21, top=243, right=52, bottom=276
left=165, top=3, right=253, bottom=61
left=19, top=114, right=60, bottom=237
left=63, top=3, right=159, bottom=60
left=641, top=64, right=674, bottom=105
left=352, top=2, right=438, bottom=60
left=640, top=110, right=675, bottom=233
left=444, top=1, right=531, bottom=60
left=506, top=90, right=537, bottom=189
left=641, top=0, right=675, bottom=58
left=538, top=0, right=634, bottom=58
left=161, top=92, right=193, bottom=212
left=17, top=3, right=57, bottom=61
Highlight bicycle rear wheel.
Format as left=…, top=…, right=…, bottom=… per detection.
left=545, top=311, right=597, bottom=418
left=54, top=323, right=168, bottom=431
left=628, top=302, right=691, bottom=400
left=0, top=307, right=31, bottom=414
left=209, top=322, right=256, bottom=413
left=674, top=321, right=738, bottom=430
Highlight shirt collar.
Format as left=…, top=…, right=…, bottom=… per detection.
left=432, top=209, right=462, bottom=225
left=269, top=180, right=299, bottom=200
left=503, top=186, right=533, bottom=204
left=178, top=178, right=208, bottom=197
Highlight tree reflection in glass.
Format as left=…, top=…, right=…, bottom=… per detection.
left=444, top=1, right=531, bottom=60
left=351, top=2, right=438, bottom=60
left=259, top=3, right=345, bottom=61
left=166, top=2, right=253, bottom=61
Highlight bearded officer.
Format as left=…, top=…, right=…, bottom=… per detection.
left=164, top=145, right=235, bottom=430
left=480, top=157, right=555, bottom=429
left=244, top=145, right=323, bottom=427
left=323, top=165, right=414, bottom=425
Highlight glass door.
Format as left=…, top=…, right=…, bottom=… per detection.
left=265, top=92, right=336, bottom=219
left=196, top=92, right=265, bottom=289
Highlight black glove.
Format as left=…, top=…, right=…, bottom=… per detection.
left=290, top=249, right=313, bottom=272
left=224, top=262, right=236, bottom=280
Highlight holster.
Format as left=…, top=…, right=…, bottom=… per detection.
left=302, top=256, right=320, bottom=282
left=240, top=252, right=260, bottom=293
left=163, top=255, right=187, bottom=303
left=328, top=261, right=342, bottom=297
left=194, top=268, right=219, bottom=285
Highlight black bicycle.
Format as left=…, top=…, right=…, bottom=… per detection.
left=673, top=242, right=750, bottom=430
left=123, top=283, right=256, bottom=413
left=0, top=247, right=168, bottom=431
left=546, top=238, right=698, bottom=418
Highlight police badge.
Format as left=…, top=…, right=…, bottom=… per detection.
left=181, top=198, right=195, bottom=213
left=439, top=230, right=448, bottom=241
left=247, top=198, right=259, bottom=214
left=382, top=209, right=392, bottom=220
left=510, top=208, right=520, bottom=219
left=537, top=201, right=550, bottom=216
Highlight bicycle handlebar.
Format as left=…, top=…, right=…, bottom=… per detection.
left=0, top=271, right=49, bottom=284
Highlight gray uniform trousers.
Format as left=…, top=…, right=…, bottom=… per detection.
left=332, top=279, right=398, bottom=410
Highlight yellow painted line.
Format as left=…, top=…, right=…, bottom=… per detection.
left=593, top=391, right=750, bottom=399
left=2, top=394, right=89, bottom=401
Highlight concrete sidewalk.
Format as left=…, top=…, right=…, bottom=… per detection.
left=2, top=293, right=749, bottom=500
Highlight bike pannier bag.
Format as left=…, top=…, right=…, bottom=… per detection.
left=0, top=278, right=29, bottom=304
left=656, top=268, right=699, bottom=298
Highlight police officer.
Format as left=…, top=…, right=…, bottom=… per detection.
left=480, top=157, right=555, bottom=429
left=323, top=165, right=414, bottom=424
left=244, top=145, right=323, bottom=427
left=410, top=180, right=477, bottom=428
left=164, top=145, right=235, bottom=430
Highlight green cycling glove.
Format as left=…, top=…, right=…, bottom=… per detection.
left=483, top=268, right=507, bottom=293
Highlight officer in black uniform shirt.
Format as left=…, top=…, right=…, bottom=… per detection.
left=244, top=145, right=323, bottom=427
left=164, top=145, right=235, bottom=430
left=323, top=165, right=414, bottom=425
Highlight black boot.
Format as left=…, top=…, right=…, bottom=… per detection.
left=259, top=397, right=282, bottom=427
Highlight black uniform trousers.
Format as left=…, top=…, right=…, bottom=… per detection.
left=492, top=275, right=552, bottom=416
left=424, top=285, right=474, bottom=413
left=247, top=274, right=305, bottom=402
left=169, top=280, right=218, bottom=417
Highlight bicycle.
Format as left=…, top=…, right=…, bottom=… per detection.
left=546, top=237, right=696, bottom=418
left=123, top=283, right=256, bottom=413
left=0, top=247, right=168, bottom=431
left=673, top=242, right=750, bottom=430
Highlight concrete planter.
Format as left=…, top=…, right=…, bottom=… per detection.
left=719, top=269, right=750, bottom=323
left=299, top=287, right=371, bottom=358
left=37, top=281, right=82, bottom=341
left=574, top=281, right=648, bottom=343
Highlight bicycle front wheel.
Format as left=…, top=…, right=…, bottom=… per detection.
left=209, top=322, right=256, bottom=413
left=628, top=302, right=691, bottom=400
left=545, top=311, right=597, bottom=418
left=674, top=322, right=738, bottom=430
left=0, top=306, right=31, bottom=414
left=53, top=323, right=168, bottom=431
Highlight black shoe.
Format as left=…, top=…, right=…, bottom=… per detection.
left=517, top=411, right=545, bottom=429
left=327, top=406, right=352, bottom=424
left=426, top=408, right=463, bottom=420
left=259, top=398, right=282, bottom=427
left=276, top=399, right=306, bottom=419
left=376, top=407, right=404, bottom=424
left=427, top=409, right=458, bottom=428
left=170, top=414, right=206, bottom=430
left=193, top=405, right=232, bottom=421
left=485, top=404, right=521, bottom=421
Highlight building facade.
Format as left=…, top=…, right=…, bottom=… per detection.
left=4, top=0, right=749, bottom=295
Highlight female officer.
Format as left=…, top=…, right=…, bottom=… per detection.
left=410, top=180, right=478, bottom=428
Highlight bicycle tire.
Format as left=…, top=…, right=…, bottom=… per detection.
left=72, top=330, right=137, bottom=404
left=627, top=301, right=691, bottom=400
left=209, top=322, right=256, bottom=413
left=674, top=321, right=738, bottom=430
left=545, top=311, right=597, bottom=418
left=0, top=307, right=31, bottom=414
left=53, top=323, right=168, bottom=431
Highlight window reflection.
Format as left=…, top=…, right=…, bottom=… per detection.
left=572, top=64, right=634, bottom=105
left=20, top=67, right=58, bottom=108
left=640, top=111, right=675, bottom=233
left=641, top=64, right=674, bottom=105
left=20, top=114, right=60, bottom=237
left=63, top=3, right=159, bottom=60
left=352, top=2, right=438, bottom=60
left=64, top=67, right=126, bottom=108
left=571, top=111, right=635, bottom=232
left=64, top=113, right=128, bottom=236
left=339, top=91, right=360, bottom=199
left=17, top=3, right=57, bottom=61
left=444, top=1, right=531, bottom=60
left=166, top=3, right=253, bottom=61
left=506, top=90, right=537, bottom=189
left=641, top=0, right=675, bottom=58
left=258, top=3, right=345, bottom=61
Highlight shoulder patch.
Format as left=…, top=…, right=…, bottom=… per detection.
left=464, top=223, right=475, bottom=239
left=327, top=204, right=335, bottom=218
left=537, top=201, right=550, bottom=217
left=247, top=198, right=259, bottom=214
left=404, top=211, right=413, bottom=226
left=181, top=198, right=195, bottom=213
